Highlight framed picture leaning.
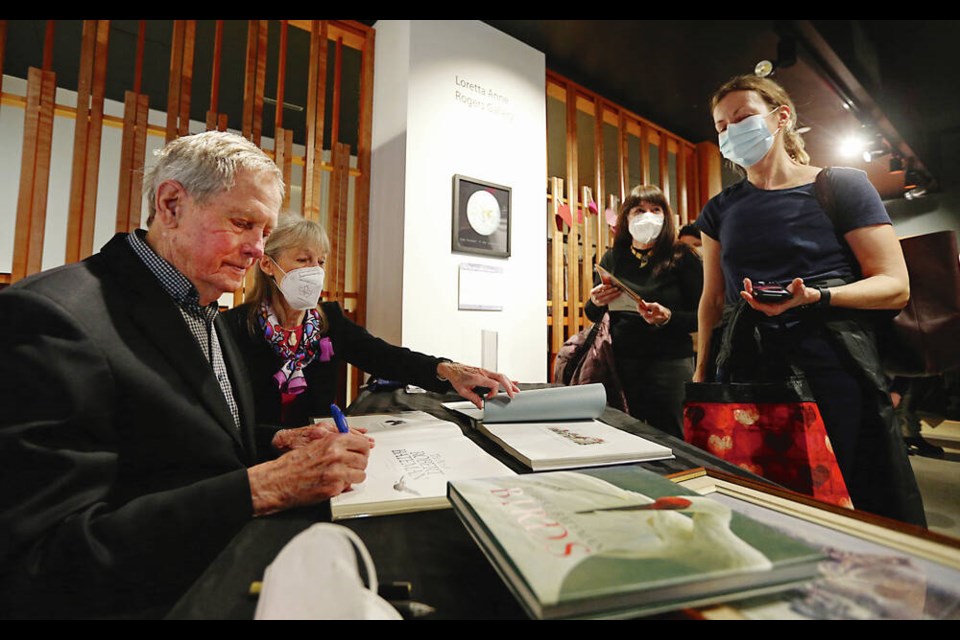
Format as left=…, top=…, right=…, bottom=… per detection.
left=452, top=175, right=511, bottom=258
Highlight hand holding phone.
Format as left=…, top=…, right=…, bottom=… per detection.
left=751, top=282, right=793, bottom=303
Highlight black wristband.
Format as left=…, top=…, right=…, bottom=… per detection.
left=813, top=286, right=831, bottom=308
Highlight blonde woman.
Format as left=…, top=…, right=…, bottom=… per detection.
left=694, top=74, right=923, bottom=526
left=223, top=214, right=517, bottom=449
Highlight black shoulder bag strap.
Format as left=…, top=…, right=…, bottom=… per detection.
left=813, top=166, right=842, bottom=232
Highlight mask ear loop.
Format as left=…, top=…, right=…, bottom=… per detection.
left=312, top=523, right=380, bottom=595
left=770, top=104, right=788, bottom=137
left=266, top=255, right=289, bottom=293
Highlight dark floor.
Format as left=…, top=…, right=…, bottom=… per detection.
left=909, top=420, right=960, bottom=539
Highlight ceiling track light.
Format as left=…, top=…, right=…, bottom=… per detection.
left=860, top=130, right=889, bottom=163
left=754, top=35, right=797, bottom=78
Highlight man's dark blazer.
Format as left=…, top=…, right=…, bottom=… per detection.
left=0, top=233, right=258, bottom=619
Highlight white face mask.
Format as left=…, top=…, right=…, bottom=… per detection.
left=271, top=258, right=325, bottom=310
left=628, top=212, right=664, bottom=245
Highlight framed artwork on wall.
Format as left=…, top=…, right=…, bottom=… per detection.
left=452, top=175, right=511, bottom=258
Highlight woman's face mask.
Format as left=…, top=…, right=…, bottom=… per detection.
left=628, top=210, right=664, bottom=245
left=271, top=258, right=325, bottom=310
left=718, top=107, right=781, bottom=167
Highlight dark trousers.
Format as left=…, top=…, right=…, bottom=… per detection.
left=757, top=324, right=891, bottom=517
left=615, top=355, right=693, bottom=439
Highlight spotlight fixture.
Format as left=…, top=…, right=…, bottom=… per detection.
left=754, top=59, right=774, bottom=78
left=860, top=133, right=888, bottom=163
left=753, top=36, right=797, bottom=78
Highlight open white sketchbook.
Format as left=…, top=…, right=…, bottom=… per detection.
left=442, top=384, right=673, bottom=471
left=329, top=411, right=515, bottom=520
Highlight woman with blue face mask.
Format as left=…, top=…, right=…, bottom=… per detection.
left=693, top=74, right=924, bottom=527
left=223, top=214, right=518, bottom=456
left=584, top=185, right=704, bottom=438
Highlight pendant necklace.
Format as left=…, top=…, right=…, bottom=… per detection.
left=631, top=245, right=652, bottom=268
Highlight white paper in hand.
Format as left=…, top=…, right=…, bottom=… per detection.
left=254, top=523, right=402, bottom=620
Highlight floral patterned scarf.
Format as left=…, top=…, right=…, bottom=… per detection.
left=257, top=301, right=334, bottom=395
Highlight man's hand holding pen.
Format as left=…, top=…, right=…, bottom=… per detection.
left=249, top=420, right=374, bottom=516
left=271, top=423, right=373, bottom=453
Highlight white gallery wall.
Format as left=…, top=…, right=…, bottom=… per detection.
left=368, top=19, right=548, bottom=383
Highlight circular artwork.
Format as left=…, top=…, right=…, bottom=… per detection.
left=465, top=189, right=501, bottom=236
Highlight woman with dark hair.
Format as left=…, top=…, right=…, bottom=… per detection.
left=584, top=185, right=703, bottom=437
left=694, top=73, right=924, bottom=526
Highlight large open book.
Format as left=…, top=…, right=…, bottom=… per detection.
left=329, top=411, right=515, bottom=520
left=442, top=384, right=673, bottom=471
left=447, top=466, right=827, bottom=620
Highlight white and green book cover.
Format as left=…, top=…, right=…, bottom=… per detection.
left=448, top=466, right=826, bottom=619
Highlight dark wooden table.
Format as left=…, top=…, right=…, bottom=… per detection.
left=166, top=384, right=767, bottom=620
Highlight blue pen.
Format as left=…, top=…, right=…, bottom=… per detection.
left=330, top=404, right=350, bottom=433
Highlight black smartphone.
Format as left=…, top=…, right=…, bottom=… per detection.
left=752, top=283, right=793, bottom=303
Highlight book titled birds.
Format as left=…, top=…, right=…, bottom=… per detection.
left=447, top=466, right=826, bottom=619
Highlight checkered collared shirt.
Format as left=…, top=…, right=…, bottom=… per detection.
left=127, top=230, right=241, bottom=431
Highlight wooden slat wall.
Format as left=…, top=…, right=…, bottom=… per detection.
left=5, top=19, right=377, bottom=405
left=65, top=19, right=110, bottom=263
left=549, top=177, right=565, bottom=362
left=697, top=140, right=722, bottom=212
left=242, top=20, right=268, bottom=146
left=348, top=27, right=376, bottom=402
left=272, top=21, right=294, bottom=207
left=165, top=20, right=195, bottom=142
left=302, top=20, right=328, bottom=221
left=116, top=22, right=148, bottom=234
left=116, top=90, right=149, bottom=232
left=12, top=67, right=56, bottom=281
left=593, top=105, right=609, bottom=259
left=677, top=142, right=689, bottom=225
left=275, top=128, right=294, bottom=208
left=329, top=38, right=343, bottom=152
left=580, top=185, right=595, bottom=305
left=352, top=26, right=374, bottom=328
left=327, top=141, right=350, bottom=305
left=563, top=85, right=581, bottom=340
left=206, top=20, right=228, bottom=132
left=659, top=132, right=670, bottom=191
